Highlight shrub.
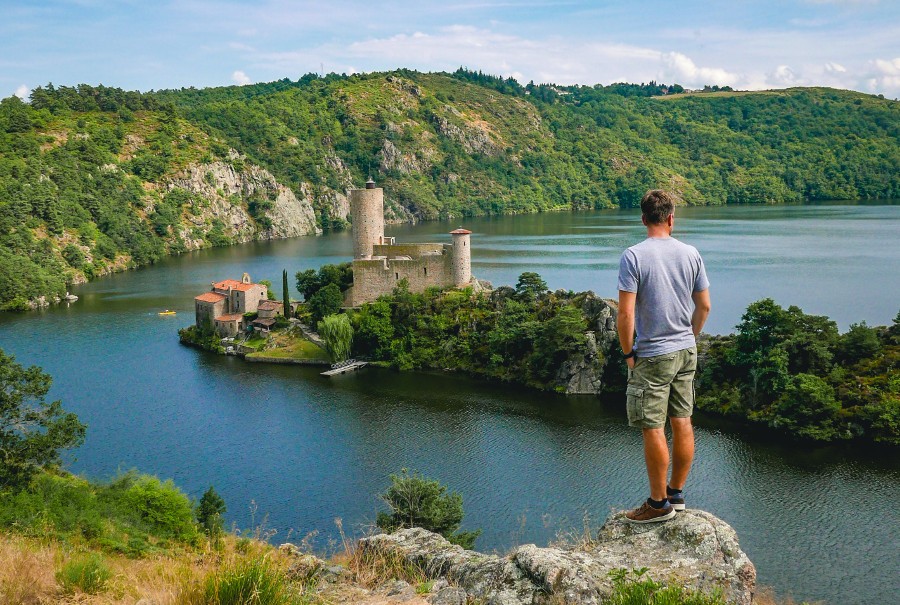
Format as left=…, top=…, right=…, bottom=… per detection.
left=376, top=470, right=481, bottom=549
left=607, top=568, right=725, bottom=605
left=107, top=473, right=199, bottom=543
left=203, top=556, right=298, bottom=605
left=56, top=553, right=112, bottom=595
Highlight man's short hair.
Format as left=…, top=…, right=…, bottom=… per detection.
left=640, top=190, right=676, bottom=225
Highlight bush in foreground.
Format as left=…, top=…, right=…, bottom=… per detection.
left=376, top=470, right=481, bottom=550
left=56, top=553, right=112, bottom=595
left=201, top=555, right=301, bottom=605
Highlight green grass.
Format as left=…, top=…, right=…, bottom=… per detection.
left=55, top=553, right=112, bottom=594
left=606, top=569, right=726, bottom=605
left=202, top=555, right=303, bottom=605
left=246, top=337, right=327, bottom=361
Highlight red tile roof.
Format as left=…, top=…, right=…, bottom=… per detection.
left=213, top=279, right=260, bottom=292
left=252, top=317, right=277, bottom=327
left=215, top=314, right=244, bottom=322
left=449, top=228, right=472, bottom=235
left=195, top=292, right=226, bottom=303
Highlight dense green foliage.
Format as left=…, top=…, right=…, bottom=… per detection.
left=376, top=470, right=481, bottom=550
left=156, top=69, right=900, bottom=220
left=0, top=348, right=86, bottom=488
left=351, top=277, right=602, bottom=391
left=295, top=262, right=353, bottom=301
left=318, top=313, right=353, bottom=362
left=0, top=470, right=201, bottom=555
left=697, top=300, right=900, bottom=444
left=3, top=70, right=899, bottom=309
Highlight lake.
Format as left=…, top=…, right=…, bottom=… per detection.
left=0, top=202, right=898, bottom=604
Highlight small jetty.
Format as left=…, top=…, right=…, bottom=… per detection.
left=321, top=359, right=368, bottom=376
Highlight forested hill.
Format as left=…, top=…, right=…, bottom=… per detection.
left=1, top=69, right=899, bottom=310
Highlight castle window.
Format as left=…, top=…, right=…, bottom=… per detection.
left=424, top=267, right=427, bottom=276
left=396, top=272, right=399, bottom=280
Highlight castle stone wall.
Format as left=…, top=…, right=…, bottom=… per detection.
left=373, top=243, right=447, bottom=258
left=346, top=253, right=456, bottom=306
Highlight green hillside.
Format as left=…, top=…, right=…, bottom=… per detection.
left=1, top=70, right=899, bottom=310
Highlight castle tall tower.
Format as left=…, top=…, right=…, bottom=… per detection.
left=450, top=228, right=472, bottom=287
left=349, top=179, right=384, bottom=259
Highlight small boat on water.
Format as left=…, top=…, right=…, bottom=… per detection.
left=158, top=310, right=177, bottom=316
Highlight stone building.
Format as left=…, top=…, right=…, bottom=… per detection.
left=194, top=272, right=268, bottom=336
left=343, top=181, right=474, bottom=306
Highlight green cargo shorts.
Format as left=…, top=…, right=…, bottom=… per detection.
left=626, top=346, right=697, bottom=429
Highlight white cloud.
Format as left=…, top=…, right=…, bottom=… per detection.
left=873, top=57, right=900, bottom=75
left=772, top=64, right=800, bottom=85
left=231, top=70, right=252, bottom=85
left=14, top=84, right=29, bottom=100
left=660, top=52, right=738, bottom=87
left=824, top=62, right=847, bottom=73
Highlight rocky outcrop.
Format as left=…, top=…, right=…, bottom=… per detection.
left=358, top=510, right=755, bottom=605
left=433, top=114, right=499, bottom=157
left=558, top=293, right=620, bottom=395
left=169, top=154, right=319, bottom=249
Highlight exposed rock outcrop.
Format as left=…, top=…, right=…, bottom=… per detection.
left=169, top=155, right=319, bottom=249
left=358, top=510, right=755, bottom=605
left=558, top=293, right=620, bottom=395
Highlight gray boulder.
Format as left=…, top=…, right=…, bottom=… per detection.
left=358, top=510, right=756, bottom=605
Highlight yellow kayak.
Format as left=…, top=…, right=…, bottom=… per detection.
left=158, top=310, right=177, bottom=316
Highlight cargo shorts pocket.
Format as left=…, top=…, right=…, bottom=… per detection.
left=626, top=385, right=644, bottom=424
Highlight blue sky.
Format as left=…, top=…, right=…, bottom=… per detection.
left=2, top=0, right=899, bottom=100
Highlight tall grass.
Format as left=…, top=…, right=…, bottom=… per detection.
left=56, top=553, right=113, bottom=594
left=200, top=555, right=301, bottom=605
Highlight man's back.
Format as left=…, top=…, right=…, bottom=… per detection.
left=618, top=236, right=709, bottom=357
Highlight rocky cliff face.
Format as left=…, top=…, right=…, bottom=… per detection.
left=557, top=293, right=620, bottom=395
left=169, top=154, right=320, bottom=249
left=356, top=510, right=756, bottom=605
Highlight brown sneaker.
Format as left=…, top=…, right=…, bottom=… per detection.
left=625, top=499, right=676, bottom=524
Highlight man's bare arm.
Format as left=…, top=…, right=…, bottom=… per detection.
left=691, top=289, right=711, bottom=338
left=618, top=290, right=637, bottom=368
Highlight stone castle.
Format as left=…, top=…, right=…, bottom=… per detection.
left=343, top=180, right=473, bottom=306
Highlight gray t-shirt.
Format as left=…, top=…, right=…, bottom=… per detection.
left=617, top=236, right=709, bottom=357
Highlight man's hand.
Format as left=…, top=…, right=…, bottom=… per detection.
left=626, top=356, right=635, bottom=369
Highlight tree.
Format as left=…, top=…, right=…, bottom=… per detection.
left=318, top=313, right=353, bottom=362
left=515, top=272, right=548, bottom=300
left=0, top=348, right=86, bottom=488
left=308, top=283, right=344, bottom=323
left=376, top=470, right=481, bottom=549
left=282, top=269, right=291, bottom=319
left=196, top=485, right=226, bottom=543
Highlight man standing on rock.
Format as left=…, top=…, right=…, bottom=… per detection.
left=617, top=190, right=711, bottom=524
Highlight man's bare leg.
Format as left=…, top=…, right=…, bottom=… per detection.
left=669, top=416, right=694, bottom=490
left=642, top=427, right=669, bottom=501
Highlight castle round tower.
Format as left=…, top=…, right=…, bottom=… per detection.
left=449, top=228, right=472, bottom=287
left=350, top=179, right=384, bottom=259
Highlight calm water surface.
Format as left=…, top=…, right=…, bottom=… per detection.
left=0, top=204, right=898, bottom=604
